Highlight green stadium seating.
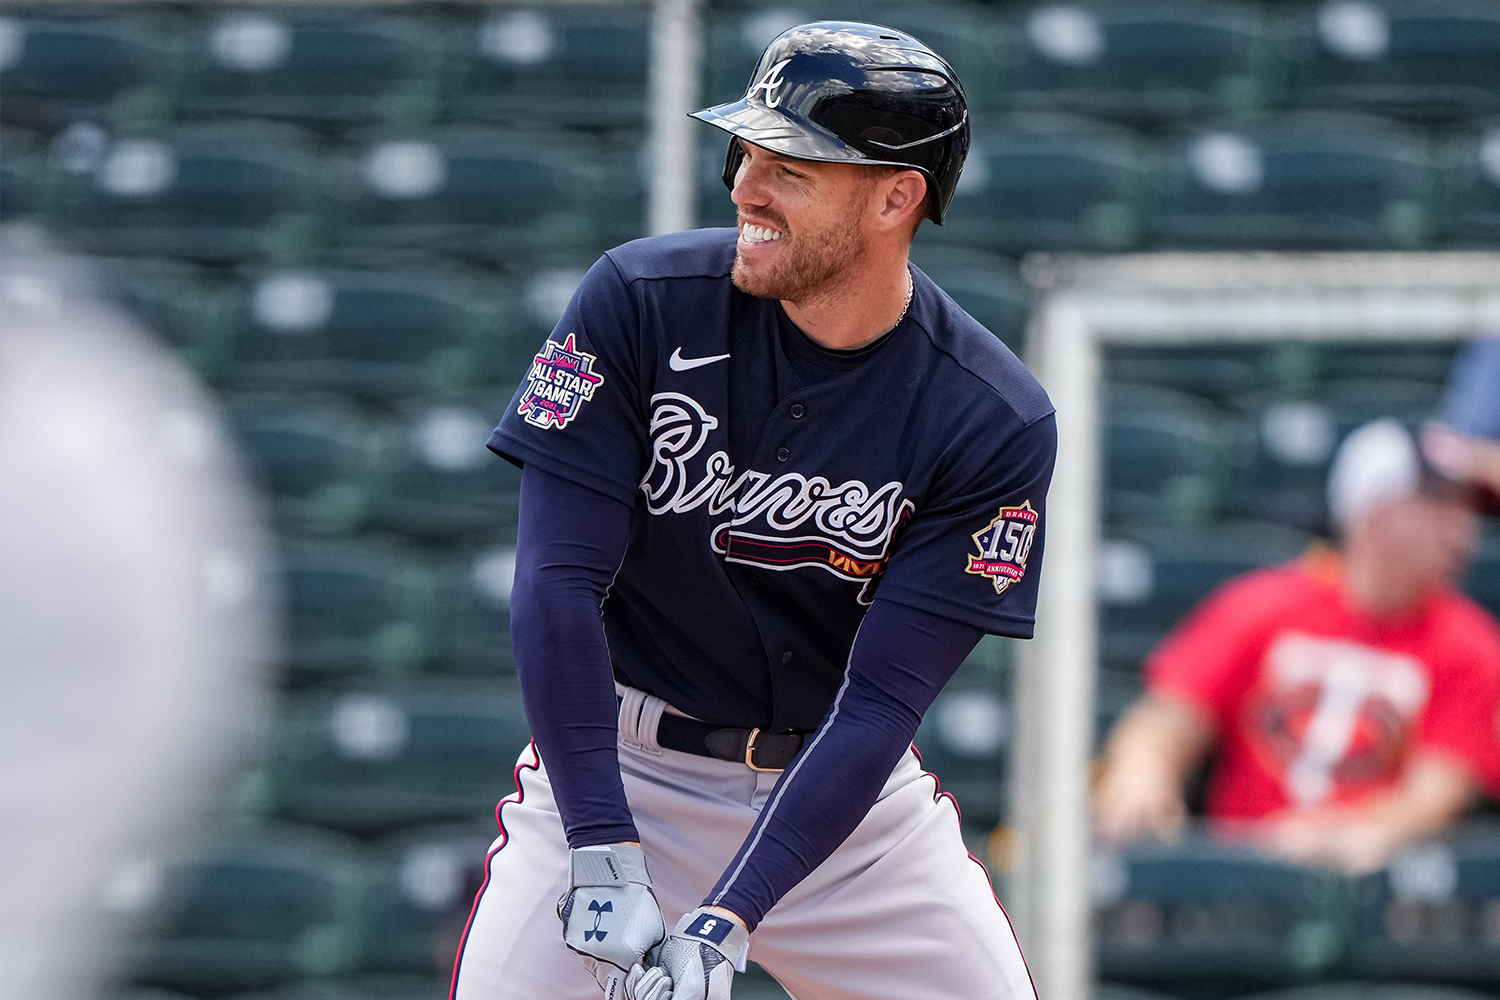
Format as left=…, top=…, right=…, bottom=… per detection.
left=1104, top=383, right=1232, bottom=530
left=268, top=683, right=531, bottom=833
left=0, top=125, right=44, bottom=221
left=1154, top=113, right=1435, bottom=250
left=221, top=393, right=385, bottom=537
left=1463, top=538, right=1500, bottom=622
left=913, top=684, right=1010, bottom=828
left=49, top=120, right=322, bottom=264
left=0, top=13, right=163, bottom=120
left=363, top=824, right=496, bottom=976
left=91, top=256, right=235, bottom=377
left=1096, top=986, right=1190, bottom=1000
left=434, top=542, right=519, bottom=678
left=276, top=538, right=439, bottom=684
left=379, top=397, right=520, bottom=543
left=177, top=10, right=443, bottom=128
left=1346, top=831, right=1500, bottom=987
left=1241, top=983, right=1497, bottom=1000
left=1004, top=1, right=1275, bottom=126
left=1287, top=0, right=1500, bottom=123
left=449, top=5, right=650, bottom=129
left=335, top=127, right=611, bottom=263
left=1442, top=121, right=1500, bottom=246
left=908, top=246, right=1029, bottom=353
left=227, top=976, right=451, bottom=1000
left=930, top=114, right=1147, bottom=253
left=226, top=264, right=511, bottom=401
left=119, top=826, right=366, bottom=995
left=1094, top=837, right=1350, bottom=992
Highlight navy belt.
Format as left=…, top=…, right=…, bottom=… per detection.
left=652, top=711, right=809, bottom=772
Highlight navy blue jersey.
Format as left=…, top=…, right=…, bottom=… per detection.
left=490, top=228, right=1054, bottom=732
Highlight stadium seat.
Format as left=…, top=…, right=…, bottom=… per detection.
left=1095, top=986, right=1190, bottom=1000
left=913, top=684, right=1010, bottom=827
left=363, top=824, right=497, bottom=975
left=0, top=14, right=162, bottom=121
left=1104, top=383, right=1231, bottom=530
left=225, top=264, right=512, bottom=400
left=449, top=5, right=650, bottom=129
left=335, top=127, right=611, bottom=263
left=177, top=10, right=444, bottom=127
left=1004, top=1, right=1275, bottom=126
left=0, top=125, right=43, bottom=221
left=1442, top=121, right=1500, bottom=246
left=276, top=538, right=440, bottom=684
left=1238, top=984, right=1498, bottom=1000
left=1093, top=837, right=1349, bottom=991
left=379, top=397, right=521, bottom=542
left=225, top=976, right=451, bottom=1000
left=908, top=246, right=1029, bottom=353
left=1096, top=522, right=1310, bottom=674
left=1287, top=0, right=1500, bottom=123
left=434, top=542, right=519, bottom=678
left=90, top=256, right=235, bottom=378
left=1106, top=344, right=1268, bottom=405
left=268, top=683, right=531, bottom=833
left=50, top=120, right=322, bottom=264
left=925, top=114, right=1147, bottom=253
left=1463, top=539, right=1500, bottom=622
left=1153, top=113, right=1435, bottom=250
left=221, top=393, right=385, bottom=537
left=117, top=825, right=367, bottom=995
left=1345, top=830, right=1500, bottom=986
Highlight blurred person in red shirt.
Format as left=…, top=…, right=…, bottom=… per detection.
left=1094, top=418, right=1500, bottom=872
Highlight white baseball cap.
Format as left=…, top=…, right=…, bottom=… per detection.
left=1327, top=418, right=1424, bottom=530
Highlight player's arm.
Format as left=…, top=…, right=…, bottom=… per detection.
left=1093, top=694, right=1215, bottom=845
left=511, top=465, right=666, bottom=994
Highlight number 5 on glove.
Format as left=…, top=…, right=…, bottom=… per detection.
left=630, top=907, right=750, bottom=1000
left=557, top=843, right=666, bottom=1000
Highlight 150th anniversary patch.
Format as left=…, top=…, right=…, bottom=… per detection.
left=966, top=501, right=1038, bottom=595
left=517, top=333, right=604, bottom=430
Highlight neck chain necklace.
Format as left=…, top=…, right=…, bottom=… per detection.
left=890, top=270, right=914, bottom=333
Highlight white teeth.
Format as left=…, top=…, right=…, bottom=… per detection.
left=740, top=223, right=783, bottom=243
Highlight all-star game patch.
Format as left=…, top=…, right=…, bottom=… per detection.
left=966, top=500, right=1038, bottom=595
left=517, top=333, right=604, bottom=430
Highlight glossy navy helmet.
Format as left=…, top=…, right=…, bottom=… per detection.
left=690, top=21, right=970, bottom=225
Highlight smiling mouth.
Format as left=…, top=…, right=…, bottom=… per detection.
left=739, top=222, right=784, bottom=244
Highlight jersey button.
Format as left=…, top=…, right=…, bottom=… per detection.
left=781, top=650, right=793, bottom=663
left=776, top=447, right=790, bottom=462
left=789, top=404, right=805, bottom=419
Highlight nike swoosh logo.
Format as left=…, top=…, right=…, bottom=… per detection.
left=669, top=348, right=731, bottom=371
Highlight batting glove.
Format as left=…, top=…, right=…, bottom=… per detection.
left=629, top=907, right=750, bottom=1000
left=558, top=843, right=667, bottom=1000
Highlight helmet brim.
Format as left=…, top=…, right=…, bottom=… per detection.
left=689, top=98, right=863, bottom=163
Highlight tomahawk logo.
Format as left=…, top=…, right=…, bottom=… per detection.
left=584, top=899, right=612, bottom=942
left=750, top=58, right=792, bottom=109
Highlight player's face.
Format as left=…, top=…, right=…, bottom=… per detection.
left=727, top=141, right=877, bottom=302
left=1361, top=492, right=1479, bottom=595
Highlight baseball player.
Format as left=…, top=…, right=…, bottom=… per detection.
left=451, top=23, right=1054, bottom=1000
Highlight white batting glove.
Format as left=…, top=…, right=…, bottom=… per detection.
left=629, top=907, right=750, bottom=1000
left=558, top=843, right=667, bottom=1000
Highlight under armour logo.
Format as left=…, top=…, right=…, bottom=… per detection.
left=585, top=899, right=612, bottom=941
left=750, top=58, right=792, bottom=109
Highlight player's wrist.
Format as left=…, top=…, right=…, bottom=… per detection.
left=698, top=903, right=747, bottom=930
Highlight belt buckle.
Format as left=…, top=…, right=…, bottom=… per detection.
left=743, top=728, right=779, bottom=772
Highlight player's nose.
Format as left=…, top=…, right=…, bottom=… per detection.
left=729, top=157, right=771, bottom=209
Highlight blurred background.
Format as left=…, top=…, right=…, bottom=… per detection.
left=3, top=1, right=1500, bottom=999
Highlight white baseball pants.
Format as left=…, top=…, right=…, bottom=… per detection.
left=450, top=689, right=1037, bottom=1000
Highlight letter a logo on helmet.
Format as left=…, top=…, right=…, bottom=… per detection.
left=751, top=58, right=792, bottom=109
left=689, top=21, right=970, bottom=225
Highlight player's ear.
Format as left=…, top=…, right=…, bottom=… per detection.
left=874, top=169, right=928, bottom=236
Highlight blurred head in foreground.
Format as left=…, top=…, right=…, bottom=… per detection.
left=0, top=236, right=272, bottom=1000
left=1095, top=419, right=1500, bottom=874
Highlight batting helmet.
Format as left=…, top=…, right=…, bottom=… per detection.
left=690, top=21, right=970, bottom=225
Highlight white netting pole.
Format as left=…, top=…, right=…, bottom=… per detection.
left=648, top=0, right=702, bottom=235
left=1011, top=296, right=1100, bottom=1000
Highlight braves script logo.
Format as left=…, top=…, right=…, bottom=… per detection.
left=517, top=333, right=604, bottom=430
left=750, top=58, right=792, bottom=109
left=966, top=501, right=1038, bottom=594
left=642, top=392, right=910, bottom=603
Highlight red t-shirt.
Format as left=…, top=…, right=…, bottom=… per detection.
left=1146, top=553, right=1500, bottom=819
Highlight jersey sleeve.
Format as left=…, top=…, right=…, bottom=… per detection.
left=1442, top=339, right=1500, bottom=440
left=873, top=411, right=1056, bottom=637
left=1412, top=606, right=1500, bottom=789
left=1143, top=570, right=1290, bottom=731
left=487, top=253, right=649, bottom=506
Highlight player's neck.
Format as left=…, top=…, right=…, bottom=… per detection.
left=781, top=250, right=913, bottom=351
left=1341, top=546, right=1431, bottom=618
